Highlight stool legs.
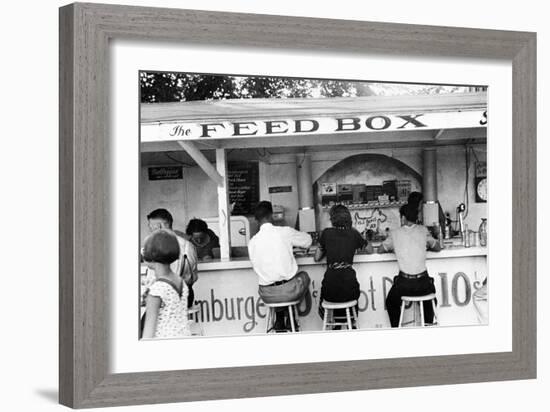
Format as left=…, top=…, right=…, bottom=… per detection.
left=399, top=298, right=437, bottom=327
left=265, top=304, right=300, bottom=333
left=398, top=300, right=406, bottom=327
left=288, top=305, right=296, bottom=332
left=265, top=307, right=272, bottom=333
left=352, top=306, right=359, bottom=329
left=322, top=308, right=328, bottom=331
left=345, top=308, right=352, bottom=330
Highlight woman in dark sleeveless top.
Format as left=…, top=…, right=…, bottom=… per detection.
left=314, top=205, right=373, bottom=322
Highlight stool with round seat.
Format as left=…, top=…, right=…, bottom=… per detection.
left=264, top=300, right=301, bottom=333
left=321, top=300, right=359, bottom=330
left=187, top=305, right=204, bottom=336
left=398, top=294, right=438, bottom=327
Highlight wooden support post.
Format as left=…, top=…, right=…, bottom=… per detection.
left=216, top=149, right=231, bottom=260
left=177, top=141, right=224, bottom=187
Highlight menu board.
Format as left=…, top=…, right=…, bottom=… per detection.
left=228, top=161, right=259, bottom=215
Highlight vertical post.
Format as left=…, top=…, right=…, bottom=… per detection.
left=422, top=148, right=437, bottom=201
left=296, top=154, right=314, bottom=209
left=296, top=154, right=316, bottom=232
left=216, top=149, right=231, bottom=260
left=422, top=148, right=439, bottom=225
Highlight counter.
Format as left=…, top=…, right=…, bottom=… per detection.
left=198, top=246, right=486, bottom=271
left=192, top=247, right=487, bottom=336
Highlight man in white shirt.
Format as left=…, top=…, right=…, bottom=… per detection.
left=379, top=203, right=441, bottom=327
left=248, top=201, right=312, bottom=331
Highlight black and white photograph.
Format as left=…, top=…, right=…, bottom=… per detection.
left=139, top=72, right=488, bottom=339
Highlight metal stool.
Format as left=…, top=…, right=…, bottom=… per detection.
left=398, top=294, right=438, bottom=327
left=188, top=305, right=204, bottom=336
left=264, top=300, right=301, bottom=333
left=321, top=300, right=359, bottom=330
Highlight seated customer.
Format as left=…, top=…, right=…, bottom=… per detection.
left=314, top=205, right=373, bottom=325
left=186, top=218, right=220, bottom=260
left=248, top=201, right=312, bottom=332
left=379, top=203, right=441, bottom=327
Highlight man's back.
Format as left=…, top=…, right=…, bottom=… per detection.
left=248, top=223, right=311, bottom=285
left=382, top=224, right=436, bottom=275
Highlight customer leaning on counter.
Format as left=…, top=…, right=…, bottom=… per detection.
left=379, top=203, right=441, bottom=327
left=185, top=218, right=220, bottom=261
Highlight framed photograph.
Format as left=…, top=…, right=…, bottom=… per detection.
left=59, top=3, right=536, bottom=408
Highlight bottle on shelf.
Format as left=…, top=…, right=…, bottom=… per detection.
left=444, top=212, right=452, bottom=239
left=479, top=218, right=487, bottom=247
left=463, top=224, right=470, bottom=247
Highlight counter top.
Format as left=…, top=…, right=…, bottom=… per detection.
left=197, top=246, right=487, bottom=272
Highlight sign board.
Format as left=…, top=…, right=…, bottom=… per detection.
left=269, top=185, right=293, bottom=194
left=147, top=166, right=183, bottom=180
left=228, top=161, right=259, bottom=215
left=141, top=110, right=488, bottom=142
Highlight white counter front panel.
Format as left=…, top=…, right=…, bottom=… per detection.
left=193, top=250, right=487, bottom=336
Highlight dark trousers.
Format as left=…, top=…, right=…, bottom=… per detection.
left=187, top=285, right=195, bottom=308
left=385, top=271, right=436, bottom=327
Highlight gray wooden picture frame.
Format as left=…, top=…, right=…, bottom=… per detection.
left=59, top=2, right=536, bottom=409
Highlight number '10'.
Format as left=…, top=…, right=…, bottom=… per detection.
left=438, top=272, right=472, bottom=307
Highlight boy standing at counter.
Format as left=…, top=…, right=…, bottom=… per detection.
left=379, top=203, right=441, bottom=327
left=248, top=201, right=312, bottom=332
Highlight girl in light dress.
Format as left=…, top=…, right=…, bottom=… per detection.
left=141, top=229, right=191, bottom=339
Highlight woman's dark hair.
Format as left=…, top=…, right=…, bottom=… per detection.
left=407, top=191, right=423, bottom=209
left=186, top=218, right=208, bottom=236
left=142, top=229, right=180, bottom=264
left=399, top=203, right=419, bottom=223
left=329, top=204, right=352, bottom=229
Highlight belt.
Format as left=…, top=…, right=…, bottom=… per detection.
left=328, top=262, right=353, bottom=270
left=269, top=279, right=290, bottom=286
left=399, top=271, right=428, bottom=279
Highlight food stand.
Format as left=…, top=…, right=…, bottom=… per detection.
left=140, top=92, right=488, bottom=335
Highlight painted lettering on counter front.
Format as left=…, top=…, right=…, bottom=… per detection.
left=192, top=269, right=486, bottom=334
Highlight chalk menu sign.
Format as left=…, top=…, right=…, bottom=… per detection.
left=228, top=161, right=259, bottom=215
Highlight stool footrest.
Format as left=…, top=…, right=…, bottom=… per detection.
left=401, top=294, right=436, bottom=302
left=321, top=300, right=358, bottom=309
left=264, top=300, right=301, bottom=308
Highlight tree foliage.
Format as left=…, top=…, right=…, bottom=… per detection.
left=140, top=72, right=377, bottom=103
left=140, top=72, right=479, bottom=103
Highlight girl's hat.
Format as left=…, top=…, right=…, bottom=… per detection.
left=142, top=229, right=180, bottom=264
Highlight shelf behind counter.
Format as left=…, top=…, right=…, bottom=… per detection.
left=198, top=246, right=487, bottom=271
